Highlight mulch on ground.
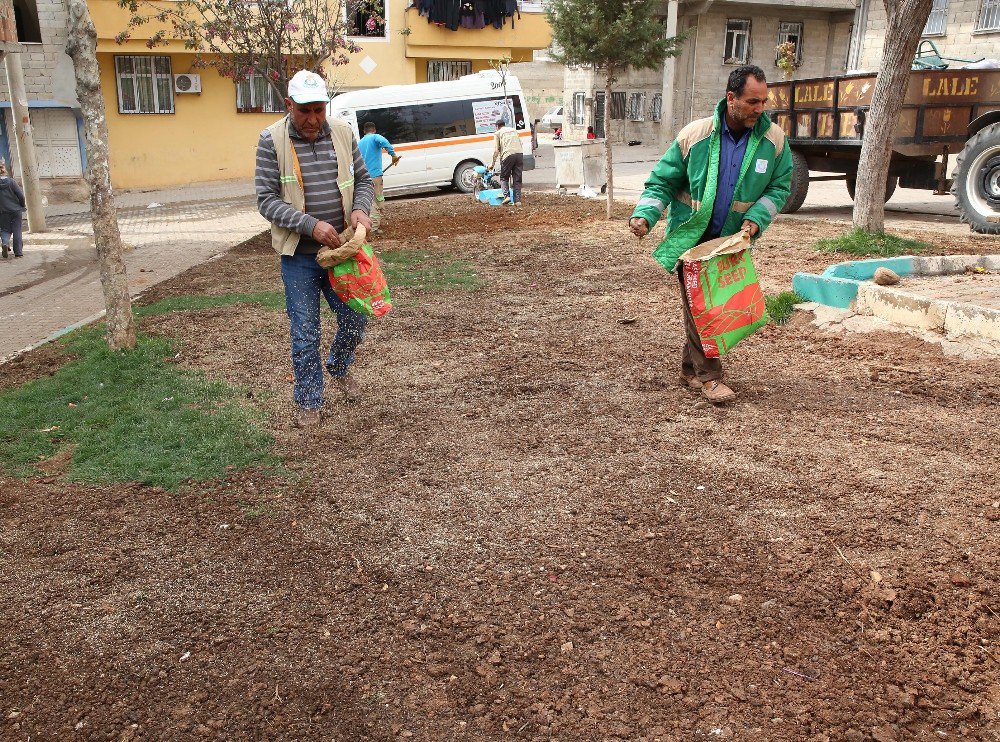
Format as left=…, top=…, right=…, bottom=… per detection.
left=2, top=194, right=999, bottom=740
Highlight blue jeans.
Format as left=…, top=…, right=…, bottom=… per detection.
left=1, top=212, right=22, bottom=257
left=280, top=252, right=368, bottom=410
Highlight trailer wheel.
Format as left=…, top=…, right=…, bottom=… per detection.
left=781, top=149, right=809, bottom=213
left=845, top=174, right=897, bottom=203
left=952, top=121, right=1000, bottom=235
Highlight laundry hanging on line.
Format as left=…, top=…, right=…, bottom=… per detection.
left=416, top=0, right=520, bottom=32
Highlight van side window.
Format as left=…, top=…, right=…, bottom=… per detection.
left=355, top=107, right=418, bottom=145
left=356, top=95, right=526, bottom=144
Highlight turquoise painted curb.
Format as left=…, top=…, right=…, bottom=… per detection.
left=793, top=255, right=919, bottom=310
left=792, top=273, right=860, bottom=309
left=821, top=256, right=916, bottom=281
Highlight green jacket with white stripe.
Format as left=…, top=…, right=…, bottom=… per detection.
left=631, top=99, right=793, bottom=272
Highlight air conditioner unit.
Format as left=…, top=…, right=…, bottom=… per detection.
left=174, top=73, right=202, bottom=94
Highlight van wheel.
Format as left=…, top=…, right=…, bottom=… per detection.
left=453, top=161, right=481, bottom=193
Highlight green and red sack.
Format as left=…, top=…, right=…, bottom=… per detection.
left=328, top=242, right=393, bottom=318
left=678, top=231, right=768, bottom=358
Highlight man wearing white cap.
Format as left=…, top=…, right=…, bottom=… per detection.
left=255, top=70, right=376, bottom=428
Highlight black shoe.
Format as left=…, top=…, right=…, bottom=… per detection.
left=1, top=244, right=8, bottom=259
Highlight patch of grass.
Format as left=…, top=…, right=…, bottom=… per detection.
left=814, top=229, right=933, bottom=257
left=765, top=291, right=803, bottom=325
left=240, top=500, right=275, bottom=519
left=137, top=291, right=286, bottom=317
left=380, top=250, right=480, bottom=292
left=0, top=329, right=276, bottom=489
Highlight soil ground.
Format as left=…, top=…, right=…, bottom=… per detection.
left=2, top=195, right=999, bottom=741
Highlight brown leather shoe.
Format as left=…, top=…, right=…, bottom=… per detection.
left=701, top=380, right=736, bottom=404
left=295, top=407, right=321, bottom=428
left=679, top=374, right=703, bottom=390
left=335, top=372, right=362, bottom=404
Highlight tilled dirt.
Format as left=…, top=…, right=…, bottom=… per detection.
left=2, top=194, right=999, bottom=740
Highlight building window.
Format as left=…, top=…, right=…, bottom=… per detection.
left=573, top=91, right=585, bottom=125
left=627, top=93, right=645, bottom=121
left=427, top=60, right=472, bottom=82
left=976, top=0, right=1000, bottom=30
left=776, top=22, right=803, bottom=65
left=347, top=0, right=386, bottom=37
left=114, top=56, right=174, bottom=114
left=650, top=93, right=662, bottom=122
left=236, top=73, right=284, bottom=113
left=724, top=19, right=751, bottom=64
left=13, top=0, right=42, bottom=43
left=610, top=91, right=626, bottom=120
left=923, top=0, right=948, bottom=34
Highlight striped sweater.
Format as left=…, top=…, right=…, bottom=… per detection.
left=255, top=119, right=375, bottom=254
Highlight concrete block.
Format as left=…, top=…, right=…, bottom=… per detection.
left=978, top=255, right=1000, bottom=271
left=911, top=255, right=944, bottom=275
left=854, top=284, right=947, bottom=332
left=940, top=255, right=984, bottom=274
left=944, top=303, right=1000, bottom=344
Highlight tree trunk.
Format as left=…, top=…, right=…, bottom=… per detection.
left=852, top=0, right=933, bottom=232
left=604, top=72, right=614, bottom=220
left=65, top=0, right=136, bottom=350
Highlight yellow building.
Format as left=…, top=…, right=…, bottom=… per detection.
left=87, top=0, right=551, bottom=189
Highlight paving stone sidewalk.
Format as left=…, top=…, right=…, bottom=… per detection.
left=0, top=180, right=267, bottom=362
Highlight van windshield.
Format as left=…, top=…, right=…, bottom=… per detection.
left=355, top=96, right=526, bottom=145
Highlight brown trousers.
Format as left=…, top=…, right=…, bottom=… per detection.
left=370, top=176, right=384, bottom=230
left=677, top=270, right=723, bottom=382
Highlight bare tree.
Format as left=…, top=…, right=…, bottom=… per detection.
left=852, top=0, right=933, bottom=232
left=66, top=0, right=136, bottom=350
left=116, top=0, right=365, bottom=99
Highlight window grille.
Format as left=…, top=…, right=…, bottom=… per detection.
left=573, top=91, right=585, bottom=125
left=650, top=93, right=663, bottom=122
left=610, top=91, right=626, bottom=120
left=924, top=0, right=948, bottom=34
left=427, top=61, right=473, bottom=82
left=776, top=22, right=803, bottom=65
left=236, top=73, right=284, bottom=113
left=627, top=93, right=645, bottom=121
left=347, top=0, right=386, bottom=36
left=115, top=56, right=174, bottom=114
left=724, top=19, right=751, bottom=64
left=976, top=0, right=1000, bottom=30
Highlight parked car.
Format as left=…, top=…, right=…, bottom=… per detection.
left=541, top=105, right=563, bottom=129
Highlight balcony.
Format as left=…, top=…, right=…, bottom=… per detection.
left=403, top=5, right=551, bottom=62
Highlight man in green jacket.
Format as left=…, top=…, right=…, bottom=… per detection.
left=629, top=65, right=792, bottom=404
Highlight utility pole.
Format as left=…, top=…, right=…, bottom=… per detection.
left=3, top=51, right=46, bottom=232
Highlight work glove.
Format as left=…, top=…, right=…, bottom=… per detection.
left=316, top=224, right=368, bottom=269
left=391, top=155, right=401, bottom=165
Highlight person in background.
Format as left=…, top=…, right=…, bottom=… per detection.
left=628, top=65, right=792, bottom=405
left=586, top=126, right=597, bottom=140
left=255, top=70, right=375, bottom=427
left=491, top=119, right=523, bottom=206
left=0, top=162, right=26, bottom=260
left=358, top=121, right=399, bottom=233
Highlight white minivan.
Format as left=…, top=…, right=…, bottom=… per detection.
left=328, top=71, right=535, bottom=194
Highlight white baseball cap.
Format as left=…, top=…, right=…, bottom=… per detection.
left=287, top=70, right=330, bottom=104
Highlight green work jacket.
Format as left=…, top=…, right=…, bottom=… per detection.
left=631, top=99, right=793, bottom=271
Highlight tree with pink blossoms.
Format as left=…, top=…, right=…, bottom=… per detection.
left=115, top=0, right=380, bottom=99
